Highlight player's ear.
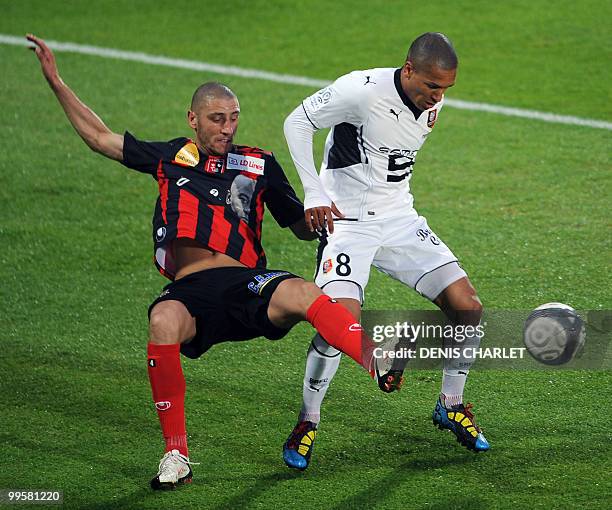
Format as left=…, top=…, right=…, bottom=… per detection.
left=187, top=110, right=197, bottom=130
left=404, top=61, right=414, bottom=78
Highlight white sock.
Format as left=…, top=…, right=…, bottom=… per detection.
left=299, top=334, right=341, bottom=424
left=440, top=370, right=468, bottom=408
left=440, top=324, right=482, bottom=409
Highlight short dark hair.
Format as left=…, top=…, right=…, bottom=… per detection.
left=407, top=32, right=458, bottom=71
left=191, top=82, right=237, bottom=111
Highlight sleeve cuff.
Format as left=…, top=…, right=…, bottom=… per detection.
left=304, top=192, right=332, bottom=211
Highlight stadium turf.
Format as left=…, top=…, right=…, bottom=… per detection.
left=1, top=1, right=610, bottom=508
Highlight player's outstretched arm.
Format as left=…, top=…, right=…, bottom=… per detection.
left=27, top=34, right=124, bottom=161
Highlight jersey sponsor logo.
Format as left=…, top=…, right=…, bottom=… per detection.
left=247, top=271, right=290, bottom=295
left=389, top=108, right=402, bottom=121
left=155, top=401, right=172, bottom=411
left=204, top=156, right=225, bottom=174
left=416, top=228, right=441, bottom=245
left=173, top=142, right=200, bottom=167
left=427, top=109, right=438, bottom=128
left=379, top=147, right=418, bottom=182
left=176, top=177, right=190, bottom=187
left=210, top=188, right=219, bottom=197
left=322, top=258, right=333, bottom=274
left=227, top=153, right=265, bottom=175
left=306, top=87, right=332, bottom=112
left=378, top=146, right=418, bottom=158
left=348, top=323, right=362, bottom=332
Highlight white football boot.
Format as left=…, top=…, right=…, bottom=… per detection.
left=150, top=449, right=195, bottom=490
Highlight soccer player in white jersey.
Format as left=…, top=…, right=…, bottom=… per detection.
left=282, top=32, right=490, bottom=470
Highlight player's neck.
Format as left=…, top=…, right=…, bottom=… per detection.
left=198, top=144, right=235, bottom=158
left=395, top=68, right=423, bottom=118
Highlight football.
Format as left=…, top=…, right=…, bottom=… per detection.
left=523, top=303, right=586, bottom=365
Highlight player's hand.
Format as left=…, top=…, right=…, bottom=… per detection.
left=305, top=202, right=344, bottom=234
left=26, top=34, right=60, bottom=85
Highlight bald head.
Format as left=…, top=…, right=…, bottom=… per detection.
left=191, top=82, right=237, bottom=111
left=407, top=32, right=458, bottom=72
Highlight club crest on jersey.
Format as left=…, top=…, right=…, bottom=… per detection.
left=173, top=142, right=200, bottom=167
left=204, top=156, right=225, bottom=174
left=248, top=271, right=290, bottom=295
left=227, top=153, right=265, bottom=175
left=322, top=258, right=333, bottom=274
left=427, top=109, right=438, bottom=128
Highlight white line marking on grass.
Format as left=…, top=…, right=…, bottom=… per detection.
left=447, top=99, right=612, bottom=130
left=4, top=34, right=611, bottom=130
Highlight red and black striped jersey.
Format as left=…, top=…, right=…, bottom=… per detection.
left=121, top=131, right=304, bottom=280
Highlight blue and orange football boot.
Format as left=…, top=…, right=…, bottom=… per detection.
left=432, top=398, right=490, bottom=452
left=282, top=420, right=318, bottom=470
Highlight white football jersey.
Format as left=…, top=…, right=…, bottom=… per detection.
left=302, top=67, right=444, bottom=221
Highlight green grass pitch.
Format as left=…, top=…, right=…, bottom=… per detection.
left=1, top=1, right=610, bottom=508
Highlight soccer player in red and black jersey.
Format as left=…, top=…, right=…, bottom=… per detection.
left=28, top=34, right=405, bottom=489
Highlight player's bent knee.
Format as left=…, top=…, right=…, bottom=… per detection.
left=456, top=293, right=483, bottom=312
left=268, top=278, right=312, bottom=326
left=149, top=300, right=195, bottom=345
left=273, top=279, right=320, bottom=314
left=455, top=297, right=483, bottom=325
left=299, top=281, right=323, bottom=306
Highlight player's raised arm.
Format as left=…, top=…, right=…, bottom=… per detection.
left=27, top=34, right=124, bottom=161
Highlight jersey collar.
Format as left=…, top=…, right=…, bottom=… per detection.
left=394, top=68, right=424, bottom=120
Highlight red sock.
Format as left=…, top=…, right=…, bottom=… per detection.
left=147, top=342, right=188, bottom=456
left=306, top=295, right=375, bottom=373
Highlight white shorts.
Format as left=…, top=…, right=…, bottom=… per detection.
left=314, top=215, right=467, bottom=303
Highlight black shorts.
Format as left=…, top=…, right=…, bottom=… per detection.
left=148, top=266, right=301, bottom=358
